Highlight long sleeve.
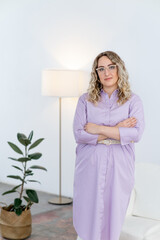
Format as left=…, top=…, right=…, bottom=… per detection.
left=73, top=93, right=99, bottom=145
left=118, top=94, right=145, bottom=145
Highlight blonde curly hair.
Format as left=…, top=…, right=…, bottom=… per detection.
left=87, top=51, right=132, bottom=106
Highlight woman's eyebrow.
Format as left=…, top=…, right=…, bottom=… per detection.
left=97, top=64, right=114, bottom=67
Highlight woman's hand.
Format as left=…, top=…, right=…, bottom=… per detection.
left=84, top=123, right=101, bottom=134
left=116, top=117, right=137, bottom=128
left=97, top=134, right=108, bottom=141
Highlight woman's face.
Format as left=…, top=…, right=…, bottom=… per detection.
left=97, top=56, right=118, bottom=91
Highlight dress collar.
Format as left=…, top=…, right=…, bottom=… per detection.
left=100, top=88, right=119, bottom=99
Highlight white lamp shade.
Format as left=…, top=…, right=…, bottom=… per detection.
left=42, top=69, right=89, bottom=97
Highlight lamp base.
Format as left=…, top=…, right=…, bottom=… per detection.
left=48, top=196, right=73, bottom=205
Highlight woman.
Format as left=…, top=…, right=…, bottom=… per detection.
left=73, top=51, right=145, bottom=240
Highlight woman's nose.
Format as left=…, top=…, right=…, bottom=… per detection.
left=104, top=69, right=109, bottom=75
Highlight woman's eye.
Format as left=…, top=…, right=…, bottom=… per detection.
left=109, top=65, right=115, bottom=70
left=99, top=68, right=104, bottom=72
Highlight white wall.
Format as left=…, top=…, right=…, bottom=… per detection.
left=0, top=0, right=160, bottom=197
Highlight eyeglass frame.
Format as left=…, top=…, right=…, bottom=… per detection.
left=96, top=64, right=117, bottom=74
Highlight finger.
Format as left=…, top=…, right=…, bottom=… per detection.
left=129, top=118, right=136, bottom=122
left=126, top=119, right=132, bottom=124
left=131, top=120, right=137, bottom=124
left=131, top=117, right=136, bottom=121
left=131, top=122, right=137, bottom=127
left=131, top=120, right=136, bottom=124
left=125, top=119, right=131, bottom=123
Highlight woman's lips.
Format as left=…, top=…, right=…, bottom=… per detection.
left=104, top=77, right=112, bottom=80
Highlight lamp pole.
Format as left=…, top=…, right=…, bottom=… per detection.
left=48, top=97, right=72, bottom=204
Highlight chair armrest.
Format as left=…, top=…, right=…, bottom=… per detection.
left=126, top=188, right=136, bottom=216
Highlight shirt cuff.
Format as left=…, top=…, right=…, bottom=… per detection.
left=75, top=130, right=99, bottom=145
left=119, top=127, right=137, bottom=145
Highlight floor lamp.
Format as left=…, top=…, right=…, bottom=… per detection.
left=42, top=69, right=86, bottom=205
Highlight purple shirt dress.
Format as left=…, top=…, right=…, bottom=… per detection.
left=72, top=88, right=145, bottom=240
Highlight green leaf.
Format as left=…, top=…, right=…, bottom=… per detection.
left=17, top=157, right=31, bottom=162
left=28, top=153, right=42, bottom=160
left=23, top=196, right=31, bottom=202
left=17, top=133, right=31, bottom=146
left=2, top=190, right=16, bottom=195
left=25, top=173, right=34, bottom=176
left=14, top=198, right=22, bottom=208
left=15, top=208, right=22, bottom=216
left=25, top=170, right=33, bottom=174
left=28, top=138, right=44, bottom=150
left=26, top=189, right=39, bottom=203
left=27, top=180, right=41, bottom=184
left=9, top=157, right=18, bottom=161
left=28, top=131, right=33, bottom=141
left=29, top=165, right=47, bottom=171
left=18, top=133, right=27, bottom=139
left=7, top=175, right=23, bottom=181
left=12, top=165, right=23, bottom=171
left=12, top=184, right=22, bottom=190
left=8, top=142, right=23, bottom=155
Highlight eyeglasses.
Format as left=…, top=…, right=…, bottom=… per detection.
left=96, top=64, right=117, bottom=74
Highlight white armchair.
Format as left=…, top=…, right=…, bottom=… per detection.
left=120, top=161, right=160, bottom=240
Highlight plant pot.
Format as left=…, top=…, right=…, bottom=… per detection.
left=0, top=207, right=32, bottom=240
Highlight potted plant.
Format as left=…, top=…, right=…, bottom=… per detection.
left=0, top=131, right=47, bottom=240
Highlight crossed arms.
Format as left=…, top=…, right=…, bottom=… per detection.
left=84, top=117, right=137, bottom=142
left=73, top=94, right=145, bottom=146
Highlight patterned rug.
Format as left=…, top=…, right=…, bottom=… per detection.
left=0, top=205, right=77, bottom=240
